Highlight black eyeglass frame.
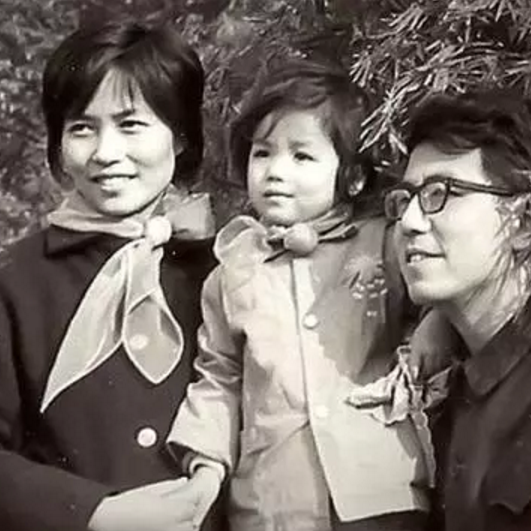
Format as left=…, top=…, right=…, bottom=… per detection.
left=383, top=176, right=514, bottom=221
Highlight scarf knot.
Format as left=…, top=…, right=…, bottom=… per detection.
left=267, top=223, right=320, bottom=256
left=213, top=204, right=358, bottom=299
left=143, top=216, right=173, bottom=248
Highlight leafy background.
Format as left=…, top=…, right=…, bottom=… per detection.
left=1, top=0, right=530, bottom=245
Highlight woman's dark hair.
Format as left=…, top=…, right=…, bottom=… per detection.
left=42, top=19, right=204, bottom=184
left=229, top=57, right=375, bottom=204
left=406, top=89, right=531, bottom=194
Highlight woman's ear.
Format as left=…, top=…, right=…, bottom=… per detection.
left=54, top=151, right=74, bottom=189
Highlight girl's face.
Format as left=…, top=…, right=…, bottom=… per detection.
left=394, top=143, right=509, bottom=308
left=247, top=108, right=339, bottom=226
left=61, top=69, right=179, bottom=217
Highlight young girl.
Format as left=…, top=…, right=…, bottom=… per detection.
left=168, top=58, right=430, bottom=531
left=0, top=19, right=221, bottom=531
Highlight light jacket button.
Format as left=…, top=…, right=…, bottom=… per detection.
left=130, top=334, right=149, bottom=350
left=314, top=405, right=329, bottom=419
left=136, top=426, right=158, bottom=448
left=303, top=314, right=318, bottom=329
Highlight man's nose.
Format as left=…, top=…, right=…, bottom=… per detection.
left=399, top=195, right=431, bottom=234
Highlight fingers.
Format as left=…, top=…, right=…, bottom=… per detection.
left=192, top=488, right=218, bottom=529
left=188, top=468, right=222, bottom=528
left=132, top=478, right=198, bottom=523
left=346, top=374, right=396, bottom=407
left=134, top=477, right=189, bottom=498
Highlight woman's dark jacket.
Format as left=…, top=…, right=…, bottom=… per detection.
left=0, top=226, right=216, bottom=531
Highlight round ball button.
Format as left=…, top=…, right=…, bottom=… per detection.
left=314, top=405, right=329, bottom=419
left=303, top=314, right=319, bottom=329
left=136, top=426, right=158, bottom=448
left=144, top=216, right=172, bottom=247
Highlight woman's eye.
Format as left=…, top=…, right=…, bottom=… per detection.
left=65, top=122, right=94, bottom=136
left=120, top=119, right=147, bottom=131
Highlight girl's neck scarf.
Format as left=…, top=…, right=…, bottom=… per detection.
left=40, top=186, right=215, bottom=413
left=264, top=203, right=358, bottom=259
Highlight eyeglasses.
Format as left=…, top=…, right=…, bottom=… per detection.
left=383, top=176, right=514, bottom=221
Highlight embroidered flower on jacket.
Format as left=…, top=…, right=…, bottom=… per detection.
left=342, top=253, right=388, bottom=319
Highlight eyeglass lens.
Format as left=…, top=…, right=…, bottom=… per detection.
left=385, top=181, right=449, bottom=220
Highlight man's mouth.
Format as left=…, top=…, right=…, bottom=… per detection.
left=405, top=248, right=441, bottom=264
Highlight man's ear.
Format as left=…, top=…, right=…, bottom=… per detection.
left=54, top=151, right=75, bottom=189
left=509, top=195, right=531, bottom=252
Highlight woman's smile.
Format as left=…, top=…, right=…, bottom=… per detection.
left=61, top=69, right=177, bottom=217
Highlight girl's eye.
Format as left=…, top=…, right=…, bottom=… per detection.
left=294, top=151, right=315, bottom=162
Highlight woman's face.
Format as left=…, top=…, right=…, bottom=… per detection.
left=60, top=69, right=178, bottom=217
left=394, top=143, right=509, bottom=307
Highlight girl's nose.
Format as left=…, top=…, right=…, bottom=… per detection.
left=266, top=153, right=289, bottom=181
left=91, top=126, right=126, bottom=165
left=398, top=195, right=431, bottom=234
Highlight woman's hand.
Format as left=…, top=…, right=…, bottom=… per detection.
left=88, top=478, right=196, bottom=531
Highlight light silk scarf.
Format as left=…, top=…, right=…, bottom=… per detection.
left=40, top=186, right=215, bottom=413
left=215, top=203, right=358, bottom=265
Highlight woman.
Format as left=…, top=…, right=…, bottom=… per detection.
left=0, top=19, right=221, bottom=531
left=385, top=89, right=531, bottom=531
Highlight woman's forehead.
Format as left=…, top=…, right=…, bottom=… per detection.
left=404, top=143, right=490, bottom=186
left=82, top=69, right=145, bottom=116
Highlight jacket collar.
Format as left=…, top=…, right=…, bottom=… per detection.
left=462, top=296, right=531, bottom=397
left=44, top=226, right=119, bottom=256
left=44, top=225, right=213, bottom=257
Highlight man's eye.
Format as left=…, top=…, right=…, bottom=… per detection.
left=447, top=189, right=465, bottom=197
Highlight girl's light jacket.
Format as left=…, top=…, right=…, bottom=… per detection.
left=168, top=215, right=430, bottom=530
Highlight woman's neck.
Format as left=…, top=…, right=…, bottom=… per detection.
left=439, top=268, right=529, bottom=355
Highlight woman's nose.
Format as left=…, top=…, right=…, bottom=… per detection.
left=91, top=126, right=126, bottom=165
left=398, top=195, right=431, bottom=234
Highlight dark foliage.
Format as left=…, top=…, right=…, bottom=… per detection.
left=1, top=0, right=530, bottom=244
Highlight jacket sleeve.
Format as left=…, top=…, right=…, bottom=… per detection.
left=167, top=266, right=243, bottom=471
left=0, top=283, right=114, bottom=531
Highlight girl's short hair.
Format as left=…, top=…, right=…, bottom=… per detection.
left=229, top=57, right=375, bottom=204
left=406, top=90, right=531, bottom=194
left=42, top=19, right=204, bottom=184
